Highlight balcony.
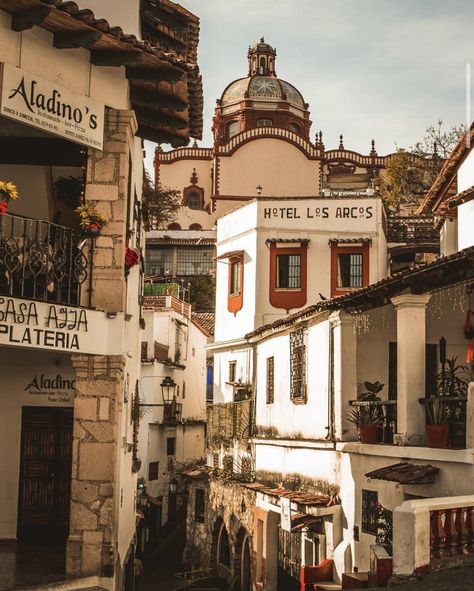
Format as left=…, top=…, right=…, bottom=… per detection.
left=0, top=213, right=91, bottom=307
left=387, top=216, right=439, bottom=244
left=207, top=399, right=254, bottom=448
left=163, top=400, right=183, bottom=425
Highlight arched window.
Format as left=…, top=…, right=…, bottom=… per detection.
left=257, top=119, right=273, bottom=127
left=186, top=191, right=202, bottom=210
left=218, top=524, right=231, bottom=567
left=289, top=123, right=301, bottom=134
left=228, top=121, right=239, bottom=139
left=189, top=223, right=202, bottom=231
left=167, top=223, right=181, bottom=230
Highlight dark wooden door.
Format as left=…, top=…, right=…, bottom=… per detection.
left=278, top=529, right=301, bottom=591
left=18, top=407, right=73, bottom=542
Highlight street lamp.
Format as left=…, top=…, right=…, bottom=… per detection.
left=169, top=478, right=178, bottom=494
left=256, top=184, right=262, bottom=196
left=161, top=376, right=177, bottom=405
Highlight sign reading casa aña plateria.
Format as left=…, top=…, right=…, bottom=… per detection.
left=0, top=63, right=104, bottom=149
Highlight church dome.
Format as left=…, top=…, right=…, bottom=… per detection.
left=221, top=76, right=305, bottom=108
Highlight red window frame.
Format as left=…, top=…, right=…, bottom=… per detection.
left=330, top=243, right=370, bottom=297
left=269, top=243, right=307, bottom=312
left=228, top=255, right=244, bottom=314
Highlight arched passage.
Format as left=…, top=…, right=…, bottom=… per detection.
left=234, top=527, right=251, bottom=591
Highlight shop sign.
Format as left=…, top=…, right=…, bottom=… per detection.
left=24, top=373, right=75, bottom=403
left=0, top=63, right=104, bottom=149
left=0, top=297, right=88, bottom=352
left=262, top=203, right=374, bottom=221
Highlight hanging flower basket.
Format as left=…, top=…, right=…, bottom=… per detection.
left=0, top=180, right=19, bottom=215
left=75, top=204, right=108, bottom=237
left=125, top=245, right=140, bottom=272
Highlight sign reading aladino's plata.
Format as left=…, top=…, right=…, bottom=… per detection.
left=0, top=63, right=104, bottom=149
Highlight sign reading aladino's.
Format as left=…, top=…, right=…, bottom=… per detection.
left=0, top=63, right=104, bottom=149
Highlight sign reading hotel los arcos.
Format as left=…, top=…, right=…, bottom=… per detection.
left=0, top=63, right=104, bottom=149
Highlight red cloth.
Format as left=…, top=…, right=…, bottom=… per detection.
left=465, top=309, right=473, bottom=363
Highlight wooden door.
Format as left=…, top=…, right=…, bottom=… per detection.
left=18, top=407, right=73, bottom=542
left=278, top=529, right=301, bottom=591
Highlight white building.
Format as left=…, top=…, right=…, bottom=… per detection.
left=137, top=290, right=207, bottom=551
left=0, top=1, right=201, bottom=589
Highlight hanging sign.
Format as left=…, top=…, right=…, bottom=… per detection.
left=0, top=63, right=104, bottom=149
left=280, top=497, right=292, bottom=532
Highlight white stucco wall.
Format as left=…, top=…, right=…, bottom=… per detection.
left=456, top=146, right=474, bottom=250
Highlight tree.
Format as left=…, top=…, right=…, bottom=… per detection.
left=187, top=275, right=216, bottom=312
left=142, top=170, right=182, bottom=230
left=380, top=121, right=465, bottom=212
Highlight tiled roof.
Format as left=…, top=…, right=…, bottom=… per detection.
left=445, top=184, right=474, bottom=209
left=418, top=123, right=474, bottom=215
left=265, top=238, right=311, bottom=245
left=244, top=482, right=335, bottom=507
left=0, top=0, right=203, bottom=145
left=192, top=313, right=215, bottom=336
left=365, top=462, right=439, bottom=484
left=216, top=250, right=244, bottom=260
left=328, top=238, right=372, bottom=244
left=246, top=245, right=474, bottom=340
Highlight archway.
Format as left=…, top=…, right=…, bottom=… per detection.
left=234, top=527, right=251, bottom=591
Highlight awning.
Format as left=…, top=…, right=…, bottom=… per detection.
left=216, top=250, right=244, bottom=260
left=291, top=512, right=322, bottom=532
left=265, top=238, right=310, bottom=246
left=365, top=462, right=439, bottom=484
left=328, top=238, right=372, bottom=245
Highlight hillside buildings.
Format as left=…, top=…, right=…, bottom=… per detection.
left=0, top=1, right=202, bottom=589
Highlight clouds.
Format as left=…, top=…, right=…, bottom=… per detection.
left=175, top=0, right=474, bottom=155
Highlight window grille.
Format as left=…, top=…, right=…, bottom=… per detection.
left=186, top=191, right=202, bottom=209
left=146, top=248, right=173, bottom=276
left=277, top=254, right=301, bottom=289
left=290, top=329, right=306, bottom=402
left=266, top=356, right=274, bottom=404
left=195, top=488, right=205, bottom=522
left=148, top=461, right=159, bottom=481
left=337, top=253, right=363, bottom=288
left=257, top=118, right=273, bottom=126
left=361, top=489, right=378, bottom=535
left=229, top=259, right=241, bottom=295
left=177, top=247, right=213, bottom=276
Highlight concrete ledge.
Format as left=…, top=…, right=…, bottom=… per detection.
left=18, top=576, right=113, bottom=591
left=337, top=442, right=474, bottom=464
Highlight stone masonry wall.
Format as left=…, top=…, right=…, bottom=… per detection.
left=184, top=477, right=255, bottom=582
left=82, top=108, right=138, bottom=312
left=67, top=354, right=125, bottom=579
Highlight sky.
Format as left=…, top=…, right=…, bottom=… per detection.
left=146, top=0, right=474, bottom=163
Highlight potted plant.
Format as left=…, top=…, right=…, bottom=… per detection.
left=75, top=203, right=108, bottom=237
left=425, top=398, right=451, bottom=448
left=346, top=381, right=385, bottom=444
left=0, top=180, right=19, bottom=215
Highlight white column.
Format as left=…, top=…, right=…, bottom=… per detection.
left=391, top=294, right=431, bottom=446
left=330, top=311, right=358, bottom=441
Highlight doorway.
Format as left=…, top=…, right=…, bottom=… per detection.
left=17, top=407, right=73, bottom=543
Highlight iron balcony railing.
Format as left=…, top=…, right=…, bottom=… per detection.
left=207, top=398, right=254, bottom=448
left=0, top=213, right=91, bottom=307
left=387, top=216, right=439, bottom=244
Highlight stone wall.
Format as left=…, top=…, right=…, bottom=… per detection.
left=184, top=477, right=255, bottom=582
left=67, top=354, right=125, bottom=579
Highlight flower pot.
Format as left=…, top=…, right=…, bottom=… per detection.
left=359, top=424, right=380, bottom=444
left=425, top=424, right=449, bottom=448
left=0, top=199, right=8, bottom=216
left=84, top=223, right=101, bottom=238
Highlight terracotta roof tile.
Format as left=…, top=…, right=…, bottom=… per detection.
left=366, top=462, right=439, bottom=484
left=192, top=313, right=215, bottom=336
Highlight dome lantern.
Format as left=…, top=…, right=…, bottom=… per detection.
left=247, top=37, right=277, bottom=76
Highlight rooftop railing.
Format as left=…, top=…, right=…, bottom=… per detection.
left=387, top=216, right=439, bottom=244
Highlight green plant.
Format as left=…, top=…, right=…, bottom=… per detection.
left=345, top=406, right=384, bottom=427
left=75, top=204, right=108, bottom=229
left=425, top=398, right=451, bottom=425
left=359, top=381, right=384, bottom=400
left=437, top=356, right=469, bottom=398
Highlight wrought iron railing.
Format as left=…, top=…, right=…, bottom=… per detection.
left=207, top=399, right=254, bottom=448
left=0, top=213, right=91, bottom=307
left=387, top=216, right=439, bottom=244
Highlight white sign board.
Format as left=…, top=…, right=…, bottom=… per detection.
left=0, top=296, right=120, bottom=355
left=280, top=497, right=292, bottom=532
left=0, top=63, right=104, bottom=149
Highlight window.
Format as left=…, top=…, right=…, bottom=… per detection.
left=167, top=223, right=181, bottom=230
left=146, top=248, right=173, bottom=276
left=186, top=191, right=202, bottom=210
left=276, top=254, right=301, bottom=289
left=361, top=489, right=378, bottom=535
left=228, top=361, right=237, bottom=383
left=289, top=123, right=301, bottom=134
left=257, top=118, right=273, bottom=127
left=229, top=259, right=242, bottom=295
left=166, top=437, right=176, bottom=456
left=330, top=243, right=369, bottom=297
left=266, top=356, right=274, bottom=404
left=337, top=253, right=363, bottom=288
left=189, top=223, right=202, bottom=231
left=218, top=524, right=231, bottom=567
left=177, top=247, right=213, bottom=276
left=290, top=329, right=306, bottom=402
left=228, top=121, right=239, bottom=139
left=195, top=488, right=205, bottom=522
left=148, top=461, right=159, bottom=481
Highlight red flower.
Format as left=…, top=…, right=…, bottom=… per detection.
left=125, top=246, right=140, bottom=269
